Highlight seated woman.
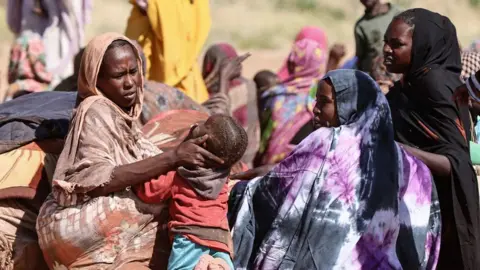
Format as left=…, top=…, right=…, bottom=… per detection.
left=256, top=38, right=326, bottom=165
left=35, top=33, right=223, bottom=269
left=229, top=70, right=441, bottom=269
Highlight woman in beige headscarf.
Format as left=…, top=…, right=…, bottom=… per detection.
left=35, top=32, right=223, bottom=269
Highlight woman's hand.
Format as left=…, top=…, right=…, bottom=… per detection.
left=453, top=84, right=470, bottom=105
left=174, top=133, right=224, bottom=168
left=219, top=53, right=251, bottom=81
left=230, top=164, right=276, bottom=180
left=327, top=44, right=346, bottom=72
left=377, top=80, right=393, bottom=94
left=329, top=43, right=346, bottom=62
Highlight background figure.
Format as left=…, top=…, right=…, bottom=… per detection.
left=277, top=26, right=345, bottom=81
left=7, top=0, right=91, bottom=90
left=253, top=70, right=279, bottom=95
left=461, top=51, right=480, bottom=82
left=355, top=0, right=401, bottom=74
left=277, top=26, right=328, bottom=81
left=467, top=39, right=480, bottom=53
left=202, top=43, right=260, bottom=168
left=256, top=38, right=325, bottom=165
left=125, top=0, right=211, bottom=103
left=7, top=31, right=52, bottom=100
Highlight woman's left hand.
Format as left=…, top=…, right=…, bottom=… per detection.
left=174, top=126, right=224, bottom=168
left=219, top=53, right=251, bottom=82
left=329, top=44, right=346, bottom=61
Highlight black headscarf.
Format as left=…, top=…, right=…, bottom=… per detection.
left=387, top=8, right=480, bottom=269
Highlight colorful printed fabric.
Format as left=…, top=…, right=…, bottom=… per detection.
left=461, top=51, right=480, bottom=82
left=7, top=0, right=92, bottom=89
left=282, top=38, right=328, bottom=93
left=7, top=31, right=52, bottom=97
left=277, top=26, right=328, bottom=81
left=230, top=70, right=441, bottom=269
left=257, top=84, right=314, bottom=165
left=257, top=38, right=326, bottom=165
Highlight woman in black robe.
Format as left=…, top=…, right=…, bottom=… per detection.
left=384, top=8, right=480, bottom=269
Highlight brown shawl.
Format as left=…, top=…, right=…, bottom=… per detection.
left=52, top=32, right=158, bottom=205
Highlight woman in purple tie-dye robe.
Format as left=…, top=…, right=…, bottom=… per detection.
left=229, top=70, right=441, bottom=269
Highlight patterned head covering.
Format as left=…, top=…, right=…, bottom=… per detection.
left=277, top=26, right=328, bottom=81
left=461, top=51, right=480, bottom=82
left=231, top=70, right=441, bottom=269
left=282, top=39, right=327, bottom=93
left=77, top=32, right=144, bottom=122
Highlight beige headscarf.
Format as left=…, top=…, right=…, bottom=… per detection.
left=52, top=32, right=152, bottom=204
left=77, top=32, right=144, bottom=121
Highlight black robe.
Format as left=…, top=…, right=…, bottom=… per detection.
left=386, top=8, right=480, bottom=269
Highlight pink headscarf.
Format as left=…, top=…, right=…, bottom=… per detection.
left=281, top=38, right=328, bottom=93
left=277, top=26, right=328, bottom=81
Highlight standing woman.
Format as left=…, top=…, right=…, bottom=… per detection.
left=125, top=0, right=211, bottom=103
left=7, top=0, right=91, bottom=89
left=384, top=9, right=480, bottom=269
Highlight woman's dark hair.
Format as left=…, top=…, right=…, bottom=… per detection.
left=393, top=9, right=415, bottom=30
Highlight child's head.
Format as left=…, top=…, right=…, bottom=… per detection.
left=253, top=70, right=278, bottom=95
left=189, top=115, right=248, bottom=168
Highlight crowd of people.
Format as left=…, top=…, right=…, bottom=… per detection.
left=1, top=0, right=480, bottom=269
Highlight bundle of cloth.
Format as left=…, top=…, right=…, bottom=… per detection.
left=0, top=91, right=75, bottom=270
left=0, top=91, right=75, bottom=199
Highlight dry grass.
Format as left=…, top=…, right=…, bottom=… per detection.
left=0, top=0, right=479, bottom=80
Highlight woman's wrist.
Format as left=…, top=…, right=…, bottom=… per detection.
left=159, top=149, right=178, bottom=169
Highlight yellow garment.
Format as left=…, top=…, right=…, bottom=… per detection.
left=125, top=0, right=210, bottom=103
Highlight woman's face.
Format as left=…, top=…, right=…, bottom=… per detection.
left=383, top=19, right=413, bottom=74
left=313, top=79, right=339, bottom=129
left=97, top=44, right=140, bottom=109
